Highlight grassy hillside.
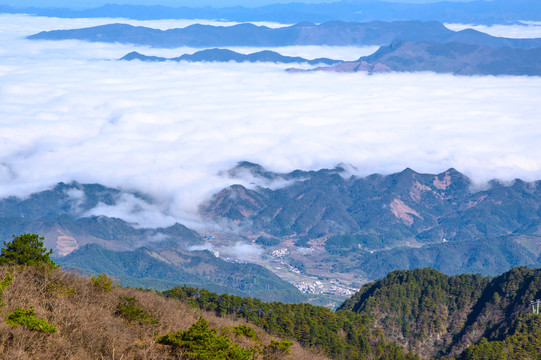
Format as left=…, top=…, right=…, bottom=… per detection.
left=0, top=264, right=326, bottom=359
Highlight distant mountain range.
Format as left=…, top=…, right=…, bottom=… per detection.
left=201, top=162, right=541, bottom=279
left=204, top=163, right=541, bottom=248
left=122, top=41, right=541, bottom=76
left=121, top=48, right=341, bottom=65
left=289, top=40, right=541, bottom=76
left=2, top=0, right=541, bottom=24
left=27, top=21, right=541, bottom=49
left=0, top=182, right=305, bottom=303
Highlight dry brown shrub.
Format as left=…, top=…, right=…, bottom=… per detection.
left=0, top=265, right=330, bottom=360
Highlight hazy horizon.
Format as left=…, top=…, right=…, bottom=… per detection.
left=0, top=0, right=486, bottom=9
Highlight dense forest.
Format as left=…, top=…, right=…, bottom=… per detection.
left=163, top=286, right=419, bottom=360
left=161, top=267, right=541, bottom=360
left=340, top=267, right=541, bottom=359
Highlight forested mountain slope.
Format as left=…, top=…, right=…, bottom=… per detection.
left=204, top=164, right=541, bottom=247
left=4, top=166, right=541, bottom=303
left=339, top=267, right=541, bottom=358
left=202, top=163, right=541, bottom=281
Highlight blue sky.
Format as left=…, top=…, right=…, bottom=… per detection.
left=1, top=0, right=479, bottom=9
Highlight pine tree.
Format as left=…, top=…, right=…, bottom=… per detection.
left=0, top=234, right=57, bottom=268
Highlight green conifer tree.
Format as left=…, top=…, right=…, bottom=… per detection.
left=0, top=234, right=57, bottom=268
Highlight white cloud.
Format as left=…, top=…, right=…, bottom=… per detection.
left=82, top=193, right=179, bottom=228
left=64, top=187, right=86, bottom=213
left=221, top=242, right=264, bottom=262
left=1, top=14, right=541, bottom=229
left=445, top=22, right=541, bottom=39
left=186, top=241, right=263, bottom=262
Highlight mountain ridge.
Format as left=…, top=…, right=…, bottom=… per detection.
left=121, top=48, right=342, bottom=65
left=200, top=163, right=541, bottom=282
left=27, top=20, right=541, bottom=49
left=290, top=40, right=541, bottom=76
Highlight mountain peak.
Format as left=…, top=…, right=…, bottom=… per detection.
left=227, top=161, right=277, bottom=180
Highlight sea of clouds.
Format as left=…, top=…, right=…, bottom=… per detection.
left=445, top=21, right=541, bottom=39
left=1, top=14, right=541, bottom=229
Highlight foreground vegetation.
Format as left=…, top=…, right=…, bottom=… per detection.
left=1, top=234, right=541, bottom=359
left=0, top=234, right=419, bottom=359
left=163, top=285, right=419, bottom=360
left=0, top=263, right=415, bottom=360
left=0, top=264, right=328, bottom=359
left=163, top=267, right=541, bottom=360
